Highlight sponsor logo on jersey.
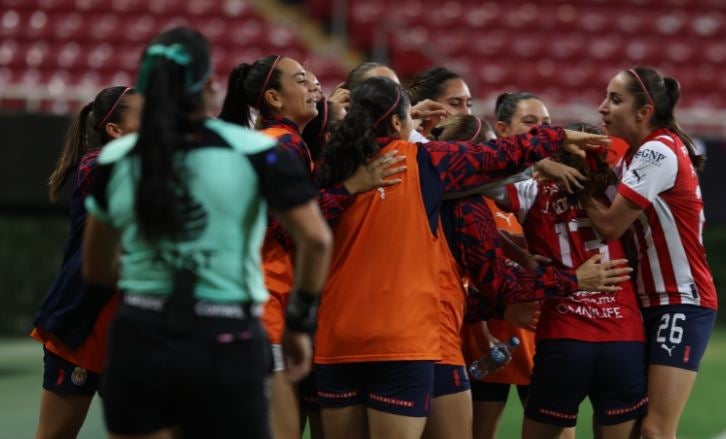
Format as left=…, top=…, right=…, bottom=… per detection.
left=634, top=149, right=666, bottom=167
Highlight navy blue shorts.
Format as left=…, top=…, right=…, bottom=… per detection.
left=642, top=304, right=716, bottom=372
left=525, top=340, right=648, bottom=427
left=315, top=361, right=434, bottom=417
left=433, top=364, right=470, bottom=397
left=299, top=367, right=320, bottom=411
left=470, top=381, right=528, bottom=404
left=42, top=348, right=102, bottom=397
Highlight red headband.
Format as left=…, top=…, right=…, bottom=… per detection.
left=470, top=117, right=482, bottom=142
left=628, top=68, right=655, bottom=108
left=95, top=87, right=130, bottom=132
left=256, top=55, right=281, bottom=109
left=373, top=88, right=401, bottom=129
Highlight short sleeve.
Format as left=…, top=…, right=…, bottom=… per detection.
left=507, top=179, right=539, bottom=223
left=618, top=140, right=677, bottom=209
left=247, top=146, right=316, bottom=211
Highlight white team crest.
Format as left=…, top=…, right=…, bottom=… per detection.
left=71, top=367, right=88, bottom=386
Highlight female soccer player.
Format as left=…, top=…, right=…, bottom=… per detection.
left=486, top=122, right=647, bottom=438
left=220, top=55, right=406, bottom=439
left=313, top=76, right=611, bottom=439
left=408, top=66, right=473, bottom=137
left=431, top=114, right=629, bottom=439
left=583, top=67, right=718, bottom=439
left=32, top=85, right=141, bottom=439
left=473, top=92, right=558, bottom=439
left=302, top=99, right=345, bottom=163
left=342, top=62, right=453, bottom=140
left=82, top=27, right=333, bottom=439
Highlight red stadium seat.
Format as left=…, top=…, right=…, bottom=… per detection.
left=226, top=17, right=267, bottom=46
left=85, top=43, right=114, bottom=70
left=75, top=0, right=109, bottom=12
left=54, top=41, right=82, bottom=69
left=0, top=9, right=25, bottom=39
left=122, top=15, right=159, bottom=43
left=0, top=39, right=22, bottom=67
left=51, top=12, right=86, bottom=40
left=192, top=17, right=229, bottom=45
left=24, top=41, right=51, bottom=69
left=88, top=13, right=122, bottom=42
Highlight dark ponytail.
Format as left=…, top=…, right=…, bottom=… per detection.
left=218, top=55, right=282, bottom=128
left=663, top=77, right=704, bottom=170
left=407, top=67, right=460, bottom=105
left=48, top=103, right=92, bottom=202
left=48, top=85, right=137, bottom=202
left=134, top=27, right=211, bottom=242
left=218, top=63, right=253, bottom=126
left=317, top=76, right=409, bottom=188
left=626, top=67, right=704, bottom=170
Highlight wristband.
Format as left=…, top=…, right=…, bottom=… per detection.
left=285, top=289, right=320, bottom=334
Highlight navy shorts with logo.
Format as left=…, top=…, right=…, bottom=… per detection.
left=471, top=381, right=529, bottom=404
left=433, top=364, right=470, bottom=397
left=42, top=348, right=101, bottom=397
left=299, top=367, right=320, bottom=411
left=642, top=304, right=716, bottom=372
left=315, top=361, right=434, bottom=417
left=525, top=340, right=648, bottom=427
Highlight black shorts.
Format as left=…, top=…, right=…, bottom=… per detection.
left=433, top=364, right=470, bottom=397
left=102, top=304, right=270, bottom=438
left=316, top=361, right=435, bottom=417
left=642, top=304, right=716, bottom=372
left=525, top=340, right=647, bottom=428
left=42, top=348, right=102, bottom=397
left=470, top=381, right=528, bottom=404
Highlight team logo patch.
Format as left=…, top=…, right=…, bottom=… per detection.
left=71, top=367, right=88, bottom=386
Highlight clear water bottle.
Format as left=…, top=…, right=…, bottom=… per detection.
left=468, top=336, right=520, bottom=380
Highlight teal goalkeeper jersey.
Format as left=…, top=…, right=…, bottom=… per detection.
left=85, top=118, right=315, bottom=304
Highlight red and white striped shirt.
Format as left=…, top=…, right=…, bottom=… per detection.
left=616, top=129, right=717, bottom=310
